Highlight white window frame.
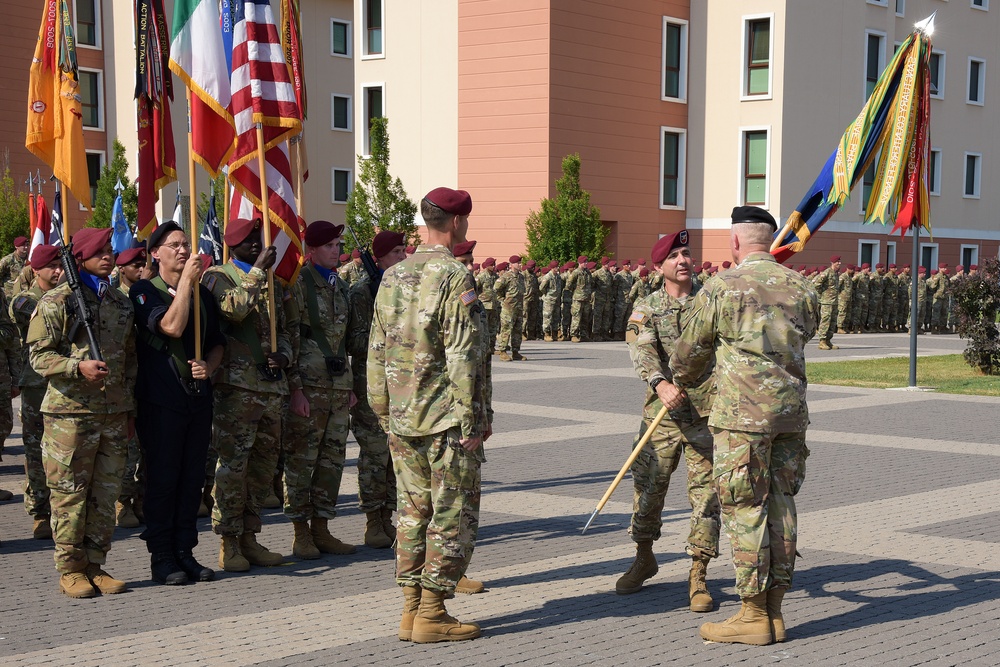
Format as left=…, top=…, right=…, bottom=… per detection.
left=661, top=17, right=688, bottom=103
left=895, top=0, right=906, bottom=17
left=332, top=168, right=352, bottom=204
left=920, top=242, right=939, bottom=273
left=867, top=0, right=889, bottom=6
left=929, top=148, right=942, bottom=195
left=960, top=244, right=980, bottom=268
left=738, top=125, right=771, bottom=208
left=360, top=82, right=385, bottom=158
left=929, top=50, right=946, bottom=99
left=78, top=67, right=104, bottom=131
left=659, top=126, right=686, bottom=210
left=864, top=29, right=887, bottom=101
left=858, top=239, right=880, bottom=267
left=963, top=151, right=982, bottom=198
left=82, top=149, right=105, bottom=211
left=331, top=93, right=352, bottom=132
left=740, top=13, right=774, bottom=101
left=74, top=0, right=102, bottom=50
left=971, top=0, right=989, bottom=12
left=967, top=57, right=986, bottom=105
left=886, top=241, right=897, bottom=266
left=361, top=0, right=385, bottom=60
left=330, top=18, right=352, bottom=58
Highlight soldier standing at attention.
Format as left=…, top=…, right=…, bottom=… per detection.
left=538, top=262, right=559, bottom=341
left=866, top=264, right=885, bottom=332
left=0, top=236, right=30, bottom=299
left=852, top=264, right=871, bottom=333
left=0, top=280, right=22, bottom=509
left=560, top=261, right=574, bottom=340
left=566, top=256, right=592, bottom=342
left=369, top=187, right=487, bottom=643
left=28, top=227, right=137, bottom=598
left=590, top=259, right=611, bottom=341
left=617, top=230, right=721, bottom=613
left=202, top=218, right=291, bottom=572
left=347, top=230, right=406, bottom=550
left=836, top=264, right=854, bottom=334
left=475, top=258, right=499, bottom=351
left=494, top=255, right=526, bottom=361
left=815, top=256, right=841, bottom=350
left=521, top=259, right=539, bottom=341
left=669, top=206, right=818, bottom=646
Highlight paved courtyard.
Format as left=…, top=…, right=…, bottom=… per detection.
left=1, top=332, right=997, bottom=666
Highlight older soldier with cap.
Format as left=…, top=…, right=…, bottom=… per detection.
left=27, top=227, right=137, bottom=598
left=494, top=254, right=526, bottom=361
left=369, top=186, right=488, bottom=643
left=130, top=222, right=225, bottom=584
left=668, top=206, right=818, bottom=646
left=815, top=256, right=841, bottom=350
left=0, top=236, right=30, bottom=299
left=347, top=230, right=407, bottom=549
left=9, top=245, right=63, bottom=539
left=202, top=217, right=291, bottom=572
left=618, top=230, right=721, bottom=613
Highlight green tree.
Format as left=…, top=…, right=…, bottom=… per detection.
left=0, top=149, right=30, bottom=255
left=87, top=139, right=138, bottom=229
left=952, top=258, right=1000, bottom=375
left=525, top=153, right=607, bottom=265
left=196, top=174, right=226, bottom=225
left=344, top=117, right=419, bottom=251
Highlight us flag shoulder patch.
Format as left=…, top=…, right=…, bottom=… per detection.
left=460, top=289, right=478, bottom=306
left=628, top=311, right=647, bottom=324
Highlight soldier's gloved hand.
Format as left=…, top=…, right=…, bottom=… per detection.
left=79, top=360, right=109, bottom=382
left=254, top=246, right=278, bottom=271
left=266, top=352, right=288, bottom=369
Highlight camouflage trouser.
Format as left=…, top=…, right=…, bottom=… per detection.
left=612, top=297, right=629, bottom=337
left=20, top=386, right=50, bottom=518
left=591, top=297, right=607, bottom=339
left=882, top=297, right=896, bottom=329
left=522, top=298, right=539, bottom=339
left=496, top=307, right=523, bottom=354
left=351, top=399, right=396, bottom=513
left=571, top=300, right=591, bottom=339
left=852, top=297, right=868, bottom=332
left=866, top=297, right=882, bottom=330
left=211, top=386, right=283, bottom=536
left=931, top=298, right=946, bottom=330
left=0, top=363, right=11, bottom=453
left=390, top=426, right=482, bottom=593
left=282, top=386, right=349, bottom=522
left=43, top=412, right=128, bottom=573
left=541, top=297, right=559, bottom=337
left=561, top=296, right=572, bottom=338
left=712, top=428, right=808, bottom=597
left=629, top=415, right=720, bottom=559
left=836, top=295, right=852, bottom=330
left=818, top=302, right=837, bottom=342
left=118, top=433, right=143, bottom=505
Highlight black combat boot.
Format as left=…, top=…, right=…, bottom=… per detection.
left=177, top=550, right=215, bottom=582
left=151, top=553, right=189, bottom=585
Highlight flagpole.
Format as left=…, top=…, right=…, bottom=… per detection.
left=909, top=226, right=920, bottom=387
left=255, top=122, right=278, bottom=350
left=60, top=180, right=71, bottom=241
left=187, top=89, right=203, bottom=360
left=222, top=175, right=230, bottom=264
left=289, top=136, right=305, bottom=221
left=26, top=174, right=36, bottom=248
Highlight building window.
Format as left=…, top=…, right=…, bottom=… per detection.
left=332, top=169, right=351, bottom=203
left=362, top=84, right=383, bottom=155
left=967, top=58, right=985, bottom=104
left=862, top=152, right=879, bottom=211
left=867, top=0, right=888, bottom=6
left=920, top=243, right=938, bottom=272
left=929, top=51, right=945, bottom=98
left=886, top=241, right=896, bottom=266
left=865, top=31, right=886, bottom=100
left=660, top=127, right=686, bottom=208
left=929, top=148, right=942, bottom=195
left=78, top=69, right=102, bottom=129
left=859, top=240, right=879, bottom=268
left=364, top=0, right=383, bottom=56
left=744, top=17, right=771, bottom=97
left=331, top=19, right=351, bottom=57
left=971, top=0, right=989, bottom=11
left=963, top=152, right=982, bottom=198
left=85, top=151, right=103, bottom=209
left=895, top=0, right=905, bottom=17
left=331, top=94, right=351, bottom=131
left=960, top=245, right=979, bottom=269
left=75, top=0, right=99, bottom=48
left=662, top=17, right=688, bottom=102
left=742, top=129, right=768, bottom=206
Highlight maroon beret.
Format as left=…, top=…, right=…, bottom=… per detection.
left=72, top=227, right=113, bottom=260
left=578, top=255, right=587, bottom=264
left=586, top=261, right=596, bottom=270
left=722, top=261, right=732, bottom=268
left=650, top=230, right=689, bottom=264
left=931, top=269, right=939, bottom=275
left=970, top=264, right=978, bottom=270
left=889, top=263, right=898, bottom=269
left=115, top=247, right=147, bottom=266
left=199, top=254, right=213, bottom=271
left=701, top=261, right=711, bottom=269
left=548, top=260, right=559, bottom=269
left=473, top=263, right=480, bottom=271
left=639, top=267, right=649, bottom=277
left=453, top=240, right=477, bottom=257
left=405, top=246, right=416, bottom=255
left=304, top=220, right=344, bottom=247
left=225, top=217, right=262, bottom=246
left=509, top=254, right=521, bottom=264
left=636, top=258, right=646, bottom=266
left=861, top=263, right=871, bottom=269
left=707, top=266, right=718, bottom=274
left=525, top=259, right=536, bottom=269
left=601, top=256, right=609, bottom=264
left=622, top=258, right=630, bottom=265
left=608, top=260, right=616, bottom=268
left=496, top=261, right=509, bottom=272
left=482, top=257, right=495, bottom=268
left=956, top=264, right=964, bottom=271
left=938, top=262, right=948, bottom=269
left=875, top=263, right=885, bottom=269
left=565, top=261, right=577, bottom=270
left=351, top=248, right=361, bottom=259
left=831, top=255, right=841, bottom=262
left=424, top=187, right=472, bottom=216
left=339, top=253, right=350, bottom=263
left=372, top=231, right=406, bottom=259
left=29, top=244, right=60, bottom=270
left=918, top=266, right=927, bottom=273
left=13, top=236, right=29, bottom=247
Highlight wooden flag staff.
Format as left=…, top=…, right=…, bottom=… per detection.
left=222, top=175, right=230, bottom=264
left=255, top=122, right=278, bottom=350
left=186, top=90, right=203, bottom=360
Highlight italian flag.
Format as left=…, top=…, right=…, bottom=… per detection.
left=169, top=0, right=236, bottom=176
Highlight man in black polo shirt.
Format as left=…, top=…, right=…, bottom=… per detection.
left=130, top=222, right=226, bottom=585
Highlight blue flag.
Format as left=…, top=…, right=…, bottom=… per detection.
left=111, top=194, right=133, bottom=254
left=221, top=0, right=234, bottom=75
left=199, top=192, right=223, bottom=265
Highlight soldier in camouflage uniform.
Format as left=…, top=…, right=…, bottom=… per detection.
left=612, top=260, right=633, bottom=341
left=929, top=265, right=950, bottom=333
left=521, top=260, right=539, bottom=340
left=348, top=231, right=406, bottom=549
left=369, top=187, right=487, bottom=643
left=0, top=236, right=29, bottom=299
left=494, top=255, right=526, bottom=361
left=851, top=264, right=871, bottom=333
left=617, top=230, right=720, bottom=614
left=475, top=258, right=499, bottom=351
left=0, top=282, right=23, bottom=510
left=9, top=245, right=63, bottom=539
left=283, top=221, right=360, bottom=560
left=338, top=249, right=363, bottom=287
left=897, top=265, right=912, bottom=331
left=564, top=256, right=593, bottom=342
left=814, top=256, right=841, bottom=350
left=27, top=228, right=137, bottom=598
left=836, top=264, right=854, bottom=334
left=202, top=218, right=291, bottom=572
left=560, top=262, right=574, bottom=340
left=629, top=268, right=651, bottom=303
left=866, top=264, right=885, bottom=332
left=590, top=259, right=612, bottom=341
left=669, top=207, right=818, bottom=646
left=882, top=265, right=898, bottom=331
left=539, top=261, right=562, bottom=341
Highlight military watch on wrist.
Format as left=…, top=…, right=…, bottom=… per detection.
left=650, top=377, right=665, bottom=392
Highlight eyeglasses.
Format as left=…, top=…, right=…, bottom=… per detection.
left=161, top=241, right=191, bottom=252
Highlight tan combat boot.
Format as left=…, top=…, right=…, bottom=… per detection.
left=699, top=591, right=773, bottom=645
left=455, top=575, right=485, bottom=595
left=219, top=535, right=250, bottom=572
left=615, top=541, right=658, bottom=595
left=239, top=532, right=284, bottom=566
left=398, top=585, right=422, bottom=641
left=817, top=340, right=832, bottom=350
left=688, top=557, right=714, bottom=612
left=364, top=511, right=393, bottom=549
left=292, top=521, right=320, bottom=560
left=498, top=351, right=512, bottom=362
left=116, top=500, right=140, bottom=528
left=570, top=336, right=581, bottom=343
left=85, top=563, right=127, bottom=594
left=767, top=587, right=787, bottom=642
left=543, top=334, right=553, bottom=342
left=32, top=516, right=52, bottom=540
left=311, top=517, right=357, bottom=555
left=59, top=571, right=96, bottom=598
left=411, top=588, right=481, bottom=643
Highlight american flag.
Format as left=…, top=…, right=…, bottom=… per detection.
left=228, top=0, right=304, bottom=284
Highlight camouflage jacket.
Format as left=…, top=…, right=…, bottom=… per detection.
left=475, top=269, right=498, bottom=310
left=0, top=251, right=26, bottom=299
left=869, top=273, right=885, bottom=300
left=853, top=272, right=870, bottom=298
left=339, top=260, right=362, bottom=287
left=614, top=271, right=633, bottom=297
left=494, top=270, right=525, bottom=312
left=293, top=263, right=355, bottom=392
left=591, top=267, right=612, bottom=302
left=629, top=279, right=651, bottom=302
left=368, top=244, right=485, bottom=439
left=814, top=267, right=840, bottom=305
left=27, top=281, right=136, bottom=415
left=929, top=273, right=949, bottom=299
left=670, top=252, right=818, bottom=434
left=565, top=266, right=592, bottom=301
left=10, top=285, right=45, bottom=389
left=838, top=272, right=854, bottom=301
left=347, top=270, right=376, bottom=398
left=202, top=262, right=292, bottom=395
left=538, top=270, right=562, bottom=303
left=627, top=284, right=715, bottom=423
left=522, top=271, right=539, bottom=303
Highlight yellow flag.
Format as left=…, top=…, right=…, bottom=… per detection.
left=25, top=0, right=91, bottom=209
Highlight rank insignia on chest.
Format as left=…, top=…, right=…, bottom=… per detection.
left=460, top=288, right=478, bottom=306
